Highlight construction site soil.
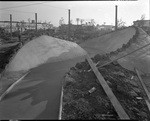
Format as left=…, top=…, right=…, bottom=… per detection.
left=0, top=26, right=150, bottom=120
left=62, top=54, right=150, bottom=120
left=61, top=27, right=150, bottom=120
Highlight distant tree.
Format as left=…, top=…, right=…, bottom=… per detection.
left=80, top=19, right=84, bottom=25
left=117, top=19, right=126, bottom=29
left=20, top=20, right=26, bottom=32
left=96, top=24, right=100, bottom=29
left=27, top=18, right=31, bottom=30
left=84, top=22, right=88, bottom=26
left=141, top=14, right=145, bottom=20
left=103, top=22, right=106, bottom=25
left=0, top=27, right=10, bottom=43
left=76, top=18, right=80, bottom=25
left=28, top=18, right=31, bottom=23
left=70, top=19, right=73, bottom=24
left=138, top=14, right=145, bottom=27
left=59, top=17, right=65, bottom=26
left=90, top=19, right=95, bottom=26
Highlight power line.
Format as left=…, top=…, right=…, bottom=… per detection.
left=0, top=2, right=47, bottom=10
left=41, top=3, right=68, bottom=10
left=0, top=9, right=35, bottom=14
left=0, top=2, right=67, bottom=11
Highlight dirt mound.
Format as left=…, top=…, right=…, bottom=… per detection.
left=0, top=43, right=20, bottom=73
left=62, top=54, right=150, bottom=120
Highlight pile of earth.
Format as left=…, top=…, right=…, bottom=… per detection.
left=62, top=54, right=150, bottom=120
left=0, top=43, right=20, bottom=73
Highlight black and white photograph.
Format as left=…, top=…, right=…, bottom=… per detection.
left=0, top=0, right=150, bottom=120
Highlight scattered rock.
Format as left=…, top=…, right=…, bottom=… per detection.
left=133, top=87, right=141, bottom=93
left=129, top=90, right=138, bottom=97
left=88, top=87, right=96, bottom=93
left=65, top=74, right=76, bottom=83
left=113, top=71, right=126, bottom=77
left=136, top=97, right=143, bottom=100
left=62, top=51, right=150, bottom=120
left=129, top=80, right=139, bottom=87
left=140, top=111, right=148, bottom=118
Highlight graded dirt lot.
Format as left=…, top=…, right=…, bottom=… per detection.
left=1, top=27, right=150, bottom=120
left=80, top=27, right=136, bottom=57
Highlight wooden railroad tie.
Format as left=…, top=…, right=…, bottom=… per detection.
left=86, top=54, right=130, bottom=120
left=135, top=68, right=150, bottom=111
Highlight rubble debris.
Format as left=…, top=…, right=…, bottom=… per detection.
left=88, top=87, right=96, bottom=94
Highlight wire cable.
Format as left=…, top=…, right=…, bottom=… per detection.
left=0, top=9, right=35, bottom=14
left=0, top=2, right=47, bottom=10
left=41, top=3, right=68, bottom=10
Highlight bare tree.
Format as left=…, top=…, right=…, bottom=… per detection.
left=80, top=19, right=84, bottom=25
left=141, top=14, right=145, bottom=20
left=90, top=19, right=95, bottom=26
left=59, top=17, right=65, bottom=26
left=117, top=19, right=126, bottom=28
left=76, top=18, right=80, bottom=25
left=28, top=18, right=31, bottom=29
left=103, top=22, right=106, bottom=25
left=70, top=19, right=73, bottom=24
left=20, top=20, right=26, bottom=32
left=138, top=14, right=145, bottom=27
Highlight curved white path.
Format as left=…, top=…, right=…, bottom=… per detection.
left=0, top=36, right=87, bottom=119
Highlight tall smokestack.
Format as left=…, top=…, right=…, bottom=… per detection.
left=115, top=5, right=118, bottom=30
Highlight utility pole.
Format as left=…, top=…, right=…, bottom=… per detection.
left=149, top=0, right=150, bottom=27
left=115, top=5, right=118, bottom=31
left=68, top=9, right=71, bottom=41
left=10, top=14, right=12, bottom=41
left=35, top=13, right=37, bottom=32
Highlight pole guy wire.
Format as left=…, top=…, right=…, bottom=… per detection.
left=0, top=9, right=35, bottom=14
left=97, top=36, right=150, bottom=68
left=41, top=3, right=68, bottom=10
left=0, top=2, right=47, bottom=10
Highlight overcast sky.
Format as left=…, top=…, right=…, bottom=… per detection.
left=0, top=0, right=149, bottom=27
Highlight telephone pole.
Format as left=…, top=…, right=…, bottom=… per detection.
left=10, top=14, right=12, bottom=41
left=35, top=13, right=37, bottom=32
left=68, top=9, right=71, bottom=41
left=115, top=5, right=118, bottom=31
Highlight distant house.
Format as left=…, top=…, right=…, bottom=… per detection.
left=133, top=20, right=150, bottom=27
left=98, top=25, right=115, bottom=31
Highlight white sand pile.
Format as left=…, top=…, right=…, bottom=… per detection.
left=6, top=35, right=87, bottom=72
